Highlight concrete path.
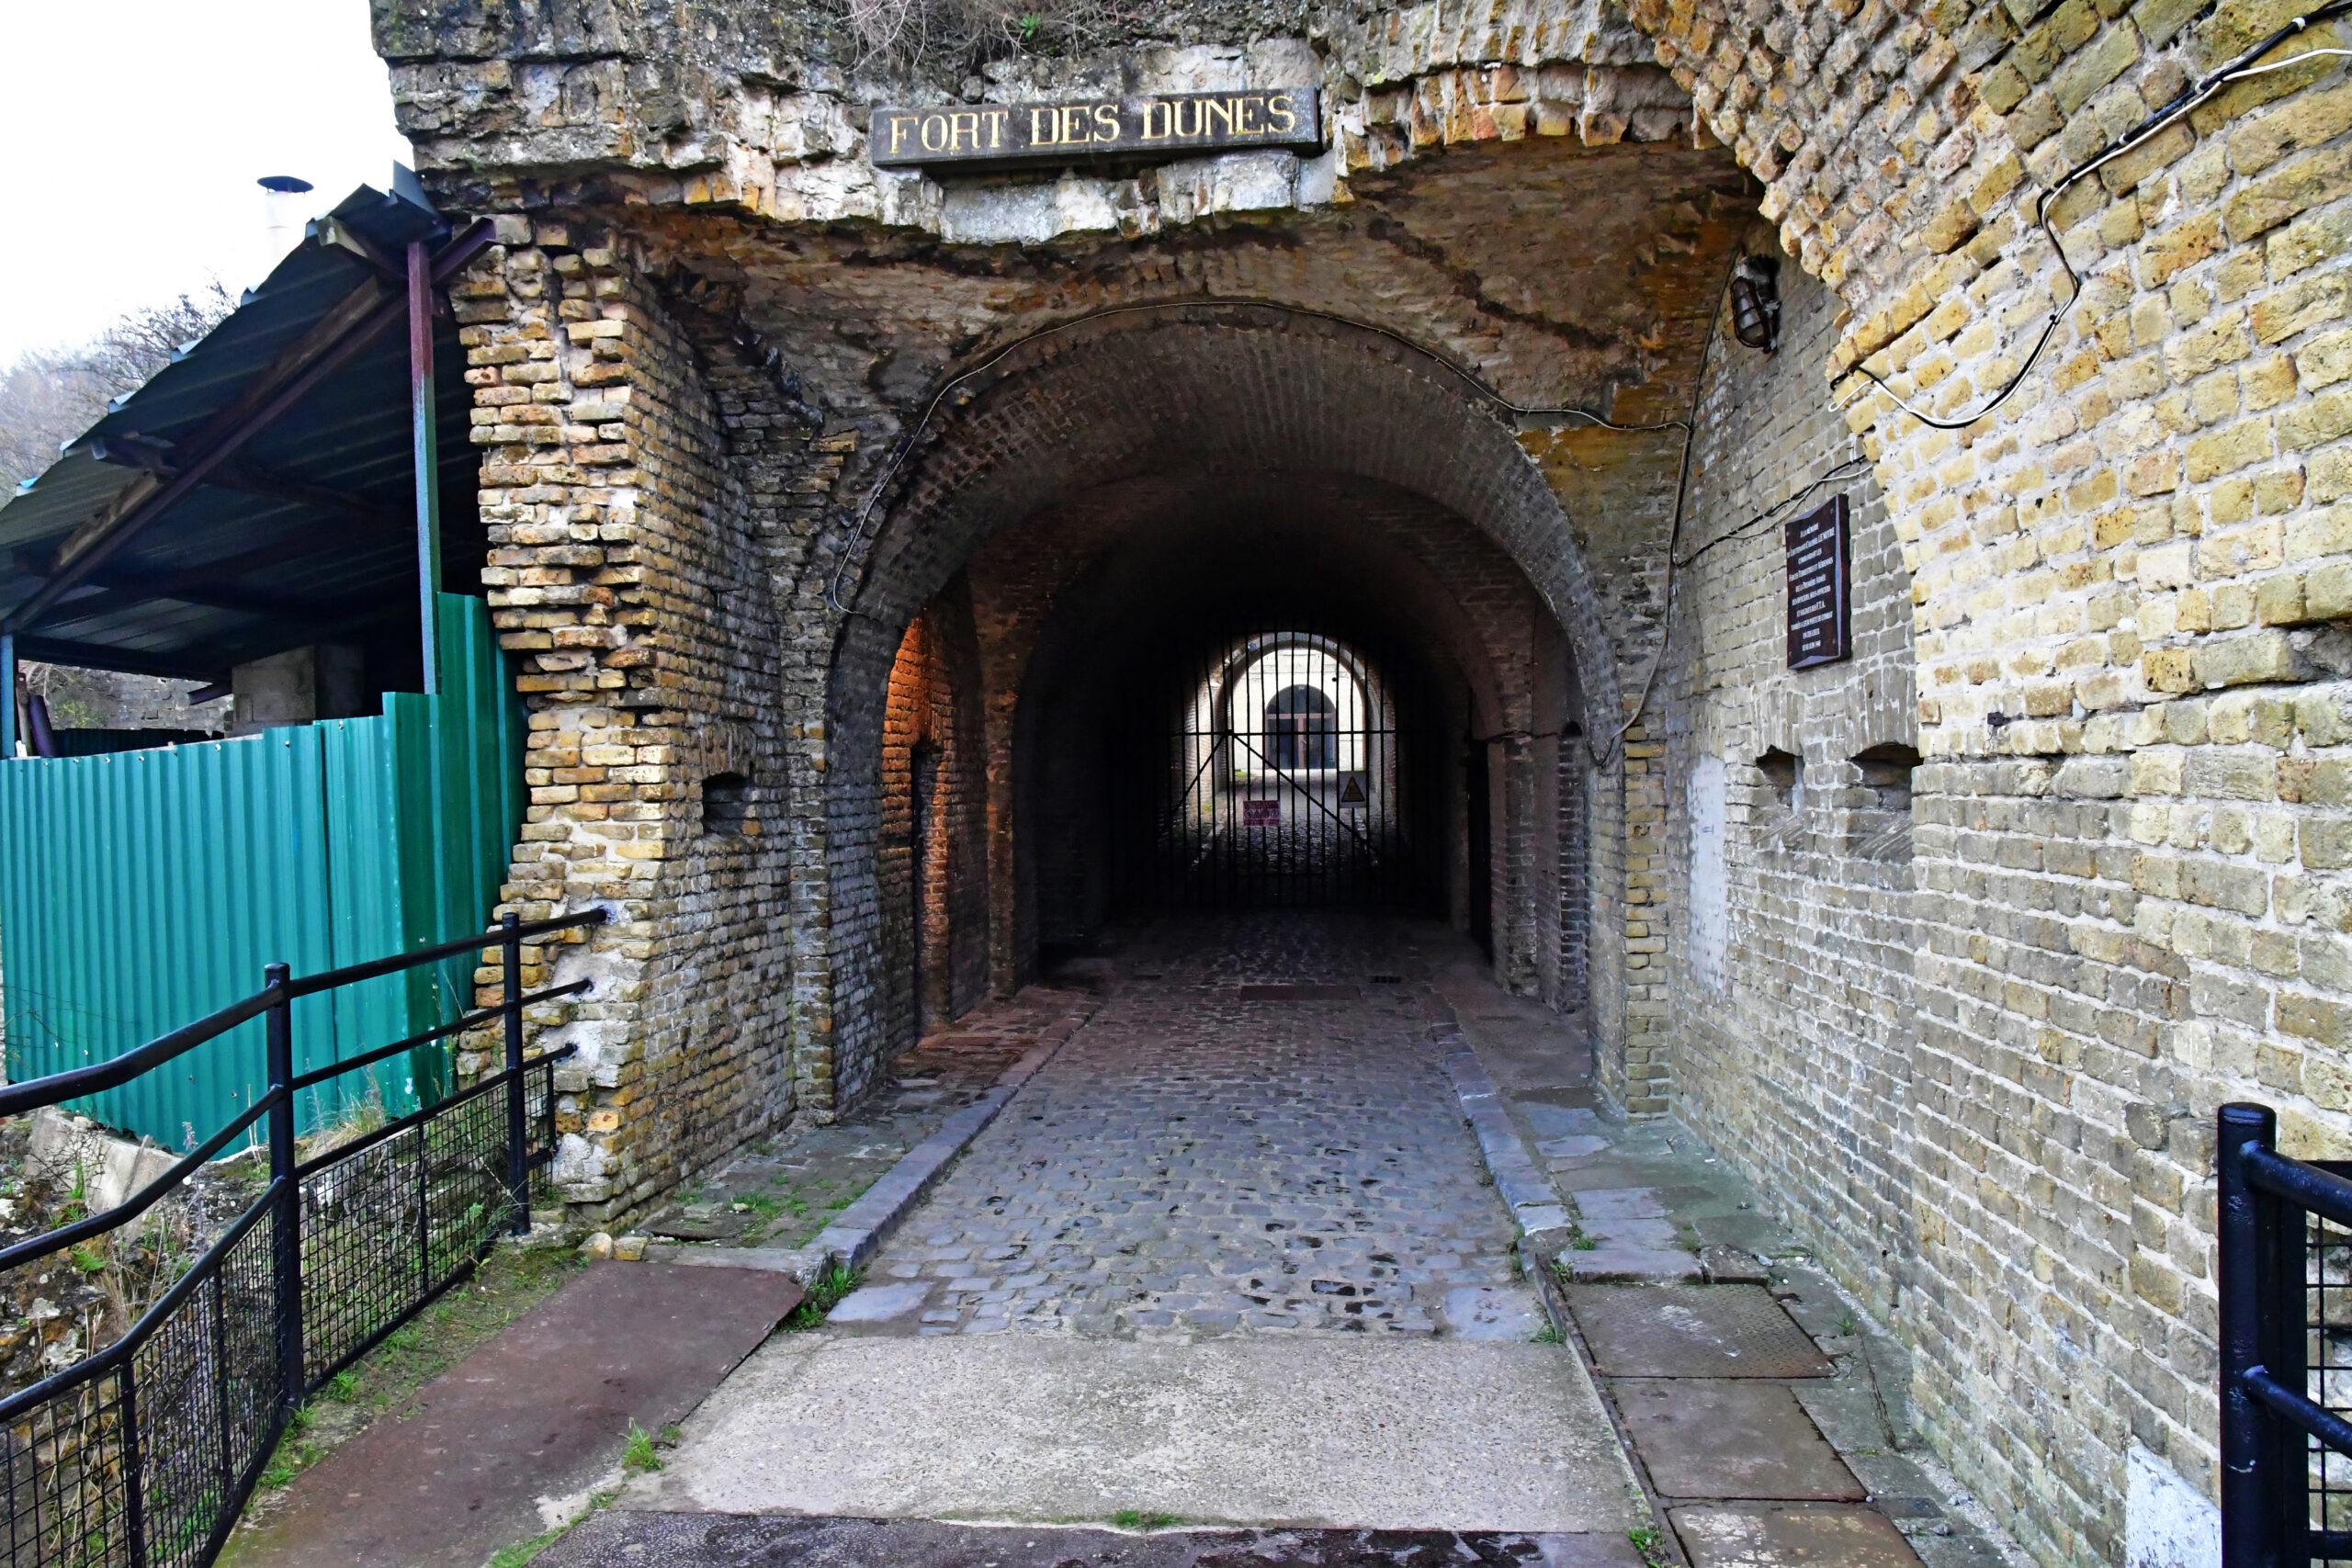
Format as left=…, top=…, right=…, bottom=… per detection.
left=1429, top=954, right=2030, bottom=1568
left=632, top=1333, right=1645, bottom=1532
left=605, top=912, right=1642, bottom=1544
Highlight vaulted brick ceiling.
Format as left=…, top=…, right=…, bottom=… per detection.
left=621, top=134, right=1754, bottom=423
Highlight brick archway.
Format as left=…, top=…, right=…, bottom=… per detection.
left=813, top=308, right=1627, bottom=1109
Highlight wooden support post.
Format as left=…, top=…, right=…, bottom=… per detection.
left=408, top=240, right=441, bottom=697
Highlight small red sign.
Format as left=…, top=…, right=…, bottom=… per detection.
left=1242, top=799, right=1281, bottom=827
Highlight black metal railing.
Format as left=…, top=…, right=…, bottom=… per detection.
left=2221, top=1100, right=2352, bottom=1565
left=0, top=907, right=605, bottom=1568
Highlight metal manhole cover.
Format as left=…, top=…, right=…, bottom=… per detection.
left=1237, top=985, right=1359, bottom=1001
left=1565, top=1283, right=1832, bottom=1377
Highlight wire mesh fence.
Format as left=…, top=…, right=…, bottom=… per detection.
left=2312, top=1201, right=2352, bottom=1553
left=0, top=908, right=598, bottom=1568
left=300, top=1054, right=560, bottom=1386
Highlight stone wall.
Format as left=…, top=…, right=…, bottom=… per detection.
left=1661, top=246, right=1917, bottom=1315
left=454, top=226, right=814, bottom=1213
left=379, top=0, right=2352, bottom=1556
left=1628, top=0, right=2352, bottom=1551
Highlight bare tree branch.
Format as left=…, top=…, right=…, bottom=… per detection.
left=0, top=283, right=238, bottom=493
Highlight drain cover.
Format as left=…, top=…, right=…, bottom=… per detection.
left=1238, top=985, right=1358, bottom=1001
left=1566, top=1283, right=1832, bottom=1377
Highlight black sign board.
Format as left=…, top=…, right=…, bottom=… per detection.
left=1785, top=493, right=1851, bottom=670
left=869, top=88, right=1321, bottom=169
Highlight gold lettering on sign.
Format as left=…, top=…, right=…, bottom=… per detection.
left=870, top=87, right=1317, bottom=164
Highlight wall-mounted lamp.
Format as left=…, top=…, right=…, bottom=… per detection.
left=1729, top=254, right=1781, bottom=352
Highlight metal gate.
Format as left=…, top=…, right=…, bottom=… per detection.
left=1115, top=621, right=1441, bottom=908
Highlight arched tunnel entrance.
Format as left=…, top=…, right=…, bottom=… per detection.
left=830, top=309, right=1636, bottom=1101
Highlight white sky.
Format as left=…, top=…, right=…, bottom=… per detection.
left=0, top=1, right=412, bottom=367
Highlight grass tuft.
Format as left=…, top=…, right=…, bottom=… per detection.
left=486, top=1527, right=563, bottom=1568
left=783, top=1264, right=860, bottom=1330
left=1110, top=1509, right=1181, bottom=1530
left=622, top=1419, right=662, bottom=1473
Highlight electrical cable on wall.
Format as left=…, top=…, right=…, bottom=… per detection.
left=1849, top=3, right=2352, bottom=429
left=1675, top=456, right=1875, bottom=568
left=823, top=299, right=1691, bottom=616
left=1589, top=7, right=2352, bottom=759
left=1579, top=248, right=1745, bottom=771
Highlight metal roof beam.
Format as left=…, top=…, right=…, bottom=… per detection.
left=9, top=636, right=221, bottom=682
left=84, top=441, right=397, bottom=531
left=204, top=462, right=398, bottom=527
left=47, top=575, right=322, bottom=626
left=4, top=219, right=493, bottom=637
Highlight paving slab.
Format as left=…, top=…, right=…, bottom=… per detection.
left=536, top=1513, right=1648, bottom=1567
left=826, top=1281, right=930, bottom=1322
left=1669, top=1503, right=1925, bottom=1568
left=632, top=1332, right=1647, bottom=1533
left=1566, top=1285, right=1833, bottom=1378
left=1611, top=1382, right=1862, bottom=1501
left=226, top=1261, right=802, bottom=1568
left=1792, top=1382, right=1898, bottom=1453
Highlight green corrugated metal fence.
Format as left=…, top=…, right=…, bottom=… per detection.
left=0, top=594, right=526, bottom=1144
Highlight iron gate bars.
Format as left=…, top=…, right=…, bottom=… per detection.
left=2220, top=1100, right=2352, bottom=1565
left=1122, top=621, right=1438, bottom=909
left=0, top=906, right=604, bottom=1568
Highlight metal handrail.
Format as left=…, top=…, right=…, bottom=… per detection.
left=281, top=908, right=605, bottom=998
left=0, top=1087, right=280, bottom=1273
left=293, top=1043, right=574, bottom=1179
left=2239, top=1141, right=2352, bottom=1229
left=0, top=990, right=278, bottom=1120
left=2219, top=1100, right=2352, bottom=1565
left=0, top=908, right=606, bottom=1120
left=285, top=977, right=592, bottom=1092
left=0, top=907, right=606, bottom=1568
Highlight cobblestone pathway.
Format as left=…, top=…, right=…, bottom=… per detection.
left=859, top=911, right=1534, bottom=1338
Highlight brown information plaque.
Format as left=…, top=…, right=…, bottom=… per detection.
left=1785, top=493, right=1850, bottom=670
left=870, top=87, right=1322, bottom=168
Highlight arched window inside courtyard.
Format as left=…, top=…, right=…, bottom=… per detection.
left=1265, top=684, right=1339, bottom=770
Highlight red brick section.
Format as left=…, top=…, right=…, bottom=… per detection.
left=880, top=586, right=992, bottom=1051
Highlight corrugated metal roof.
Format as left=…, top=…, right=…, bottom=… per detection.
left=0, top=184, right=477, bottom=681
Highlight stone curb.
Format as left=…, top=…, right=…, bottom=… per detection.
left=1422, top=988, right=1700, bottom=1282
left=1419, top=994, right=1572, bottom=1254
left=647, top=1005, right=1097, bottom=1284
